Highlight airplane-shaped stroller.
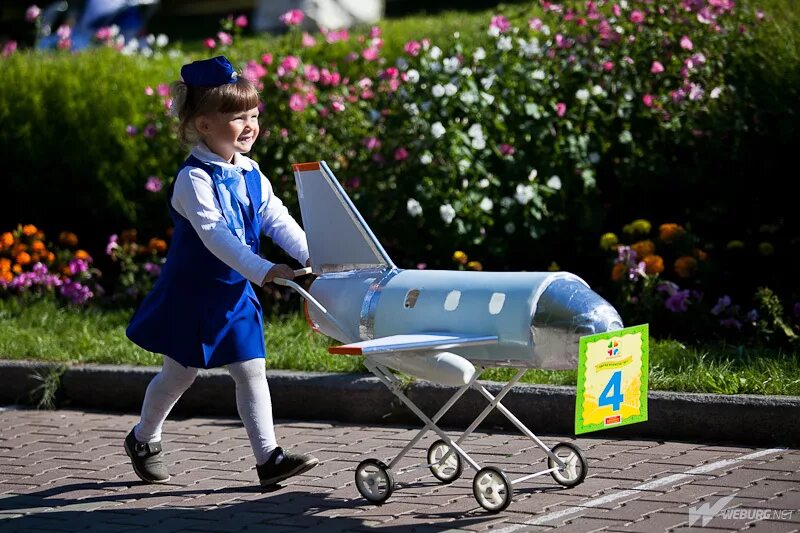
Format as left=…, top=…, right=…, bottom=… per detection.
left=275, top=161, right=623, bottom=512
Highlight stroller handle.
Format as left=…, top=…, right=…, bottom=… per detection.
left=272, top=273, right=354, bottom=342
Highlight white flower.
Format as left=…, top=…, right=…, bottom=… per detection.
left=428, top=61, right=442, bottom=73
left=615, top=25, right=625, bottom=34
left=531, top=69, right=546, bottom=80
left=468, top=123, right=483, bottom=138
left=460, top=91, right=478, bottom=105
left=589, top=152, right=600, bottom=164
left=541, top=24, right=551, bottom=36
left=505, top=222, right=516, bottom=234
left=480, top=75, right=495, bottom=90
left=473, top=47, right=486, bottom=61
left=478, top=178, right=490, bottom=188
left=458, top=160, right=471, bottom=173
left=404, top=102, right=419, bottom=116
left=519, top=38, right=540, bottom=57
left=431, top=122, right=446, bottom=138
left=618, top=130, right=633, bottom=144
left=156, top=34, right=169, bottom=47
left=689, top=83, right=705, bottom=101
left=500, top=197, right=514, bottom=209
left=146, top=34, right=156, bottom=45
left=141, top=47, right=153, bottom=57
left=471, top=137, right=486, bottom=150
left=591, top=85, right=605, bottom=96
left=432, top=84, right=445, bottom=98
left=481, top=92, right=495, bottom=105
left=443, top=57, right=460, bottom=73
left=528, top=168, right=538, bottom=181
left=109, top=25, right=120, bottom=37
left=480, top=197, right=493, bottom=212
left=515, top=184, right=534, bottom=204
left=406, top=69, right=420, bottom=83
left=462, top=178, right=469, bottom=188
left=547, top=176, right=562, bottom=190
left=488, top=26, right=501, bottom=37
left=407, top=199, right=423, bottom=217
left=444, top=83, right=457, bottom=96
left=624, top=90, right=634, bottom=102
left=420, top=152, right=433, bottom=164
left=710, top=86, right=723, bottom=99
left=576, top=89, right=590, bottom=102
left=460, top=67, right=473, bottom=77
left=429, top=46, right=442, bottom=59
left=396, top=57, right=409, bottom=70
left=440, top=204, right=456, bottom=224
left=497, top=36, right=513, bottom=51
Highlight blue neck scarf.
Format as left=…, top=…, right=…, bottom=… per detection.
left=211, top=165, right=251, bottom=245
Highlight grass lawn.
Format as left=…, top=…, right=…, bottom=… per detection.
left=1, top=298, right=797, bottom=396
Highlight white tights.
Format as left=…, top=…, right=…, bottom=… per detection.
left=134, top=357, right=277, bottom=465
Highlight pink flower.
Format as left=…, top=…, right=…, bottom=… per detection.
left=381, top=67, right=399, bottom=80
left=243, top=60, right=266, bottom=83
left=203, top=38, right=216, bottom=49
left=362, top=47, right=379, bottom=61
left=320, top=68, right=341, bottom=86
left=680, top=35, right=693, bottom=50
left=629, top=10, right=645, bottom=24
left=217, top=31, right=233, bottom=46
left=302, top=32, right=316, bottom=47
left=56, top=24, right=71, bottom=40
left=394, top=147, right=408, bottom=161
left=369, top=26, right=381, bottom=38
left=363, top=137, right=381, bottom=151
left=528, top=17, right=543, bottom=30
left=651, top=61, right=664, bottom=74
left=280, top=55, right=300, bottom=72
left=95, top=27, right=111, bottom=40
left=323, top=28, right=349, bottom=43
left=125, top=125, right=137, bottom=136
left=105, top=235, right=119, bottom=256
left=2, top=40, right=17, bottom=56
left=235, top=15, right=248, bottom=28
left=404, top=40, right=421, bottom=56
left=331, top=100, right=345, bottom=112
left=280, top=9, right=304, bottom=26
left=612, top=3, right=621, bottom=17
left=288, top=93, right=306, bottom=112
left=144, top=86, right=154, bottom=96
left=603, top=61, right=615, bottom=72
left=156, top=83, right=169, bottom=96
left=25, top=5, right=41, bottom=22
left=642, top=94, right=654, bottom=107
left=499, top=143, right=515, bottom=156
left=145, top=176, right=163, bottom=192
left=261, top=53, right=273, bottom=65
left=490, top=15, right=511, bottom=33
left=303, top=64, right=320, bottom=82
left=556, top=102, right=567, bottom=117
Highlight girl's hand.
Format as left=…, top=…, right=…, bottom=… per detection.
left=262, top=264, right=295, bottom=285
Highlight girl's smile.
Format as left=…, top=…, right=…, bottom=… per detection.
left=197, top=107, right=260, bottom=162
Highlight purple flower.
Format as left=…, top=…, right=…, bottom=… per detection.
left=143, top=262, right=162, bottom=277
left=628, top=261, right=646, bottom=281
left=746, top=309, right=759, bottom=323
left=143, top=124, right=157, bottom=138
left=719, top=317, right=742, bottom=330
left=145, top=176, right=163, bottom=192
left=125, top=125, right=137, bottom=136
left=711, top=295, right=731, bottom=315
left=68, top=258, right=88, bottom=275
left=106, top=234, right=119, bottom=256
left=657, top=281, right=679, bottom=296
left=665, top=290, right=691, bottom=312
left=59, top=281, right=93, bottom=305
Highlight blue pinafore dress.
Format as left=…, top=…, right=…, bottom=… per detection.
left=126, top=155, right=266, bottom=368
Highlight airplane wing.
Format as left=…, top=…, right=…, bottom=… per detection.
left=328, top=333, right=499, bottom=356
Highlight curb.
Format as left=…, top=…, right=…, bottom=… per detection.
left=1, top=360, right=798, bottom=446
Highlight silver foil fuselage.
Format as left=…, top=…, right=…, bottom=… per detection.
left=307, top=268, right=623, bottom=370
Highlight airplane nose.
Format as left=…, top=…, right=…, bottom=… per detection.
left=530, top=277, right=624, bottom=369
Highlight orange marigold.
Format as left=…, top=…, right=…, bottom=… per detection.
left=149, top=238, right=168, bottom=253
left=120, top=229, right=138, bottom=243
left=30, top=253, right=40, bottom=263
left=59, top=231, right=79, bottom=247
left=31, top=240, right=46, bottom=253
left=467, top=260, right=483, bottom=271
left=631, top=240, right=656, bottom=258
left=74, top=249, right=92, bottom=262
left=659, top=223, right=685, bottom=243
left=643, top=255, right=664, bottom=275
left=12, top=243, right=27, bottom=256
left=22, top=224, right=38, bottom=236
left=0, top=232, right=13, bottom=249
left=674, top=256, right=698, bottom=278
left=12, top=264, right=22, bottom=274
left=452, top=251, right=468, bottom=265
left=694, top=248, right=708, bottom=261
left=1, top=271, right=12, bottom=283
left=0, top=258, right=11, bottom=271
left=611, top=263, right=626, bottom=281
left=16, top=252, right=32, bottom=266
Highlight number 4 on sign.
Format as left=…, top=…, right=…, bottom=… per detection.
left=598, top=370, right=623, bottom=412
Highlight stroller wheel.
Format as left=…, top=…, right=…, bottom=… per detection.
left=472, top=466, right=513, bottom=513
left=355, top=458, right=394, bottom=504
left=427, top=439, right=463, bottom=483
left=547, top=442, right=588, bottom=487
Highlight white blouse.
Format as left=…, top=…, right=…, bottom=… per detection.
left=171, top=143, right=310, bottom=285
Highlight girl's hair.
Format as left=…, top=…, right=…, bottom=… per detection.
left=170, top=76, right=260, bottom=144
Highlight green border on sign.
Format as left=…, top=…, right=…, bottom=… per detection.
left=575, top=324, right=649, bottom=435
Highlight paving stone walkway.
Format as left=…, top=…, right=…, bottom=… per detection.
left=0, top=407, right=798, bottom=532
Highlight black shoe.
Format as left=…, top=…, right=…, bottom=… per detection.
left=124, top=427, right=170, bottom=484
left=256, top=447, right=319, bottom=487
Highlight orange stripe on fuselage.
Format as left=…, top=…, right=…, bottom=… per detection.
left=328, top=346, right=363, bottom=356
left=292, top=162, right=321, bottom=172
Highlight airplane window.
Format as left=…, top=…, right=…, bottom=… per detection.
left=489, top=292, right=506, bottom=315
left=444, top=290, right=461, bottom=311
left=404, top=289, right=420, bottom=308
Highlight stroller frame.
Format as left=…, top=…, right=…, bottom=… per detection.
left=276, top=275, right=588, bottom=512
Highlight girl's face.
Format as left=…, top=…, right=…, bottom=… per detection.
left=196, top=107, right=260, bottom=162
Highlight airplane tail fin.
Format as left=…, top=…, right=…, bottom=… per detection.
left=292, top=161, right=395, bottom=274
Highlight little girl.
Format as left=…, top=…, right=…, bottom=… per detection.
left=125, top=55, right=317, bottom=487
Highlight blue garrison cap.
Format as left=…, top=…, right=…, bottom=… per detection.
left=180, top=56, right=238, bottom=87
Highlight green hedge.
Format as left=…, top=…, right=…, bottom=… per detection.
left=1, top=0, right=798, bottom=292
